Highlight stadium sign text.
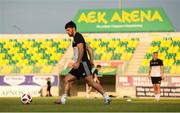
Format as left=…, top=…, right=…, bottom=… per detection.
left=136, top=86, right=180, bottom=97
left=78, top=10, right=163, bottom=24
left=74, top=8, right=174, bottom=32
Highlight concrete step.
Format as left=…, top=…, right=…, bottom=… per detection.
left=131, top=57, right=143, bottom=59
left=128, top=71, right=139, bottom=73
left=126, top=69, right=139, bottom=72
left=128, top=64, right=141, bottom=66
left=135, top=50, right=148, bottom=52
left=125, top=42, right=150, bottom=75
left=129, top=63, right=142, bottom=66
left=131, top=58, right=145, bottom=60
left=128, top=66, right=141, bottom=69
left=127, top=66, right=140, bottom=69
left=126, top=71, right=138, bottom=74
left=136, top=50, right=148, bottom=52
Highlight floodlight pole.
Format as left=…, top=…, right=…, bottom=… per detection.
left=118, top=0, right=123, bottom=9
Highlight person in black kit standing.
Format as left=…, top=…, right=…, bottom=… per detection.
left=46, top=77, right=52, bottom=97
left=148, top=52, right=164, bottom=101
left=55, top=21, right=111, bottom=105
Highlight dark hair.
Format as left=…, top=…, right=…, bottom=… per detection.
left=97, top=65, right=101, bottom=68
left=153, top=52, right=158, bottom=54
left=65, top=21, right=76, bottom=29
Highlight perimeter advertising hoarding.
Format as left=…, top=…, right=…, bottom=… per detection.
left=118, top=76, right=180, bottom=87
left=0, top=75, right=58, bottom=97
left=136, top=86, right=180, bottom=97
left=117, top=76, right=180, bottom=97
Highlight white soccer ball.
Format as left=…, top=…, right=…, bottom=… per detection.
left=127, top=99, right=132, bottom=102
left=21, top=94, right=32, bottom=104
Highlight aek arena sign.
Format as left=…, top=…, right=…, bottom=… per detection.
left=74, top=8, right=174, bottom=32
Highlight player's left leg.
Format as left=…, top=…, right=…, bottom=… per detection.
left=152, top=84, right=157, bottom=99
left=46, top=87, right=50, bottom=97
left=94, top=78, right=100, bottom=98
left=155, top=77, right=162, bottom=101
left=156, top=84, right=161, bottom=101
left=49, top=87, right=52, bottom=96
left=55, top=73, right=77, bottom=104
left=84, top=75, right=111, bottom=104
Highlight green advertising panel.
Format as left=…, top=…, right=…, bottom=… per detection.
left=74, top=8, right=174, bottom=32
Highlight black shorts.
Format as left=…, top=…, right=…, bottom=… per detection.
left=151, top=77, right=162, bottom=84
left=69, top=61, right=92, bottom=79
left=47, top=86, right=51, bottom=91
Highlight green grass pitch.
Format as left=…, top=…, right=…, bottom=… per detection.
left=0, top=97, right=180, bottom=112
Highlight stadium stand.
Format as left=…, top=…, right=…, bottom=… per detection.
left=0, top=37, right=71, bottom=74
left=85, top=38, right=139, bottom=61
left=1, top=34, right=179, bottom=75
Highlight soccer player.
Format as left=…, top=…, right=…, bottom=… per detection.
left=67, top=44, right=94, bottom=97
left=86, top=65, right=102, bottom=98
left=55, top=21, right=111, bottom=105
left=148, top=52, right=164, bottom=101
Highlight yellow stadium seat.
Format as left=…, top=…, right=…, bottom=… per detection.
left=40, top=65, right=53, bottom=73
left=101, top=52, right=112, bottom=60
left=158, top=52, right=166, bottom=60
left=0, top=53, right=5, bottom=59
left=20, top=66, right=33, bottom=74
left=160, top=40, right=171, bottom=48
left=141, top=59, right=150, bottom=67
left=1, top=66, right=13, bottom=74
left=177, top=53, right=180, bottom=60
left=168, top=59, right=174, bottom=66
left=126, top=53, right=133, bottom=61
left=176, top=66, right=180, bottom=74
left=0, top=60, right=9, bottom=66
left=152, top=46, right=159, bottom=52
left=170, top=65, right=176, bottom=74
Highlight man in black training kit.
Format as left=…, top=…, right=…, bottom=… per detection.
left=55, top=21, right=111, bottom=105
left=148, top=52, right=164, bottom=101
left=46, top=77, right=52, bottom=97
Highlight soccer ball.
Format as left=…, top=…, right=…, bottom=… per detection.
left=127, top=99, right=132, bottom=102
left=21, top=94, right=32, bottom=104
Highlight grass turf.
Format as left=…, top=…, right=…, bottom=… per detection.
left=0, top=97, right=180, bottom=112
